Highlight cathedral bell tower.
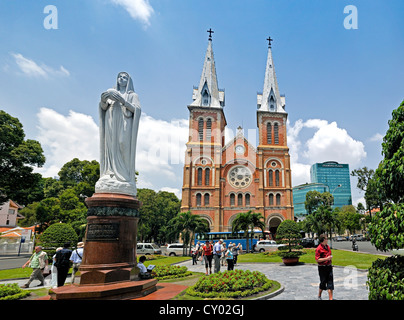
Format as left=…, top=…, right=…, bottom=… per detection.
left=256, top=37, right=294, bottom=228
left=181, top=29, right=226, bottom=231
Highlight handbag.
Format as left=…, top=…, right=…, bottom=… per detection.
left=42, top=266, right=51, bottom=277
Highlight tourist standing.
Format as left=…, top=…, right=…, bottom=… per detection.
left=202, top=240, right=213, bottom=275
left=225, top=244, right=234, bottom=270
left=213, top=239, right=223, bottom=273
left=55, top=242, right=72, bottom=287
left=70, top=242, right=84, bottom=284
left=315, top=234, right=334, bottom=300
left=232, top=243, right=241, bottom=266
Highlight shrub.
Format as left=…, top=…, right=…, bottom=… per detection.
left=367, top=255, right=404, bottom=300
left=0, top=283, right=30, bottom=300
left=186, top=269, right=273, bottom=299
left=153, top=265, right=192, bottom=280
left=276, top=220, right=305, bottom=259
left=40, top=223, right=78, bottom=248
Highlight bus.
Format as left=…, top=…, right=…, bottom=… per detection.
left=194, top=231, right=271, bottom=252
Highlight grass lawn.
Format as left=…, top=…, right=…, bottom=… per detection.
left=238, top=248, right=386, bottom=269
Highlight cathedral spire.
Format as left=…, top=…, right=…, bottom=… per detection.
left=257, top=37, right=285, bottom=112
left=191, top=30, right=225, bottom=108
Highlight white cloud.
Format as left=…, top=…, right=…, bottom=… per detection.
left=35, top=108, right=188, bottom=196
left=111, top=0, right=154, bottom=26
left=288, top=119, right=367, bottom=186
left=11, top=53, right=70, bottom=78
left=35, top=108, right=99, bottom=177
left=370, top=133, right=383, bottom=142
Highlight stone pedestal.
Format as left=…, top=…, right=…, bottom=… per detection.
left=50, top=192, right=157, bottom=300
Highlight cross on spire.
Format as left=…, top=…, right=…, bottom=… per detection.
left=267, top=36, right=273, bottom=48
left=207, top=28, right=214, bottom=41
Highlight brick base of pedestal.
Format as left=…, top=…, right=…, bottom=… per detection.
left=49, top=279, right=158, bottom=300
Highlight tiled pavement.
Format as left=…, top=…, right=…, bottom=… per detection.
left=178, top=259, right=369, bottom=300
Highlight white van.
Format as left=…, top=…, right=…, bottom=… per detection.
left=161, top=243, right=185, bottom=256
left=136, top=243, right=162, bottom=255
left=254, top=240, right=284, bottom=252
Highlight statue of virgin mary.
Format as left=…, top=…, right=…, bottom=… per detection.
left=95, top=72, right=141, bottom=196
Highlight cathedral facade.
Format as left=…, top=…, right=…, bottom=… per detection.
left=181, top=34, right=294, bottom=237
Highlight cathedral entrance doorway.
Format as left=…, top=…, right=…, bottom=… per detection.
left=267, top=214, right=283, bottom=240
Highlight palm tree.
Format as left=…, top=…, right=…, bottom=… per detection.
left=169, top=211, right=209, bottom=255
left=232, top=211, right=265, bottom=253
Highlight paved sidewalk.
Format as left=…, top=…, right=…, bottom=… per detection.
left=1, top=260, right=369, bottom=300
left=179, top=259, right=369, bottom=300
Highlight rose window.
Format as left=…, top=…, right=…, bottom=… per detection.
left=228, top=166, right=252, bottom=188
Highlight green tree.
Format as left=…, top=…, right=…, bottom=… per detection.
left=40, top=223, right=78, bottom=249
left=170, top=211, right=209, bottom=255
left=0, top=110, right=46, bottom=205
left=367, top=100, right=404, bottom=300
left=231, top=211, right=265, bottom=253
left=351, top=167, right=379, bottom=218
left=58, top=158, right=100, bottom=199
left=275, top=220, right=305, bottom=259
left=305, top=191, right=334, bottom=214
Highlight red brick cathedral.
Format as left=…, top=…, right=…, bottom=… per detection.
left=181, top=34, right=294, bottom=236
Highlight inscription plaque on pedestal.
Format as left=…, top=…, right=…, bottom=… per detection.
left=86, top=223, right=120, bottom=241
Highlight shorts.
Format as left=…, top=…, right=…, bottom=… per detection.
left=318, top=265, right=334, bottom=290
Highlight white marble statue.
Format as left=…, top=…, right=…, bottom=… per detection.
left=95, top=72, right=141, bottom=196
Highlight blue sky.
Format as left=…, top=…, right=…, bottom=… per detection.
left=0, top=0, right=403, bottom=205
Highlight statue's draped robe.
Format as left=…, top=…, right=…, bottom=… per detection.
left=95, top=76, right=141, bottom=196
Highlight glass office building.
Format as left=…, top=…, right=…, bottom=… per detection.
left=292, top=183, right=330, bottom=217
left=310, top=161, right=352, bottom=209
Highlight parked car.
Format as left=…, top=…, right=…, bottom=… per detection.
left=301, top=238, right=315, bottom=248
left=254, top=240, right=284, bottom=252
left=161, top=243, right=185, bottom=256
left=136, top=243, right=161, bottom=255
left=334, top=236, right=345, bottom=242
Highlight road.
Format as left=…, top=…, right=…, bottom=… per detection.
left=0, top=254, right=32, bottom=270
left=328, top=240, right=392, bottom=256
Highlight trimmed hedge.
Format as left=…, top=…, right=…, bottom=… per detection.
left=153, top=265, right=193, bottom=280
left=186, top=269, right=273, bottom=299
left=0, top=283, right=30, bottom=300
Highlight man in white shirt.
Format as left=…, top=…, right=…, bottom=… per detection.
left=70, top=242, right=84, bottom=284
left=213, top=239, right=223, bottom=273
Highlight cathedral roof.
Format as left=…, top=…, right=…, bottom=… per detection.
left=190, top=35, right=225, bottom=108
left=257, top=39, right=286, bottom=113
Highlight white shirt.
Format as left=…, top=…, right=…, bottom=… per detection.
left=138, top=262, right=147, bottom=273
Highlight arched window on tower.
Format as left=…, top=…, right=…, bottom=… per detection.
left=206, top=119, right=212, bottom=141
left=274, top=123, right=279, bottom=144
left=230, top=194, right=235, bottom=206
left=276, top=194, right=281, bottom=205
left=269, top=194, right=274, bottom=205
left=198, top=118, right=204, bottom=141
left=204, top=193, right=210, bottom=206
left=197, top=168, right=203, bottom=186
left=266, top=122, right=272, bottom=144
left=245, top=193, right=251, bottom=206
left=268, top=170, right=273, bottom=186
left=196, top=193, right=202, bottom=206
left=275, top=170, right=280, bottom=186
left=205, top=168, right=210, bottom=186
left=237, top=194, right=243, bottom=206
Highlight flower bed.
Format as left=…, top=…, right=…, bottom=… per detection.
left=186, top=269, right=273, bottom=299
left=0, top=283, right=30, bottom=300
left=153, top=265, right=193, bottom=280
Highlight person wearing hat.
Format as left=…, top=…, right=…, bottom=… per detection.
left=69, top=242, right=84, bottom=284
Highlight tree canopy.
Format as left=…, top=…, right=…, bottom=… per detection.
left=0, top=110, right=45, bottom=205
